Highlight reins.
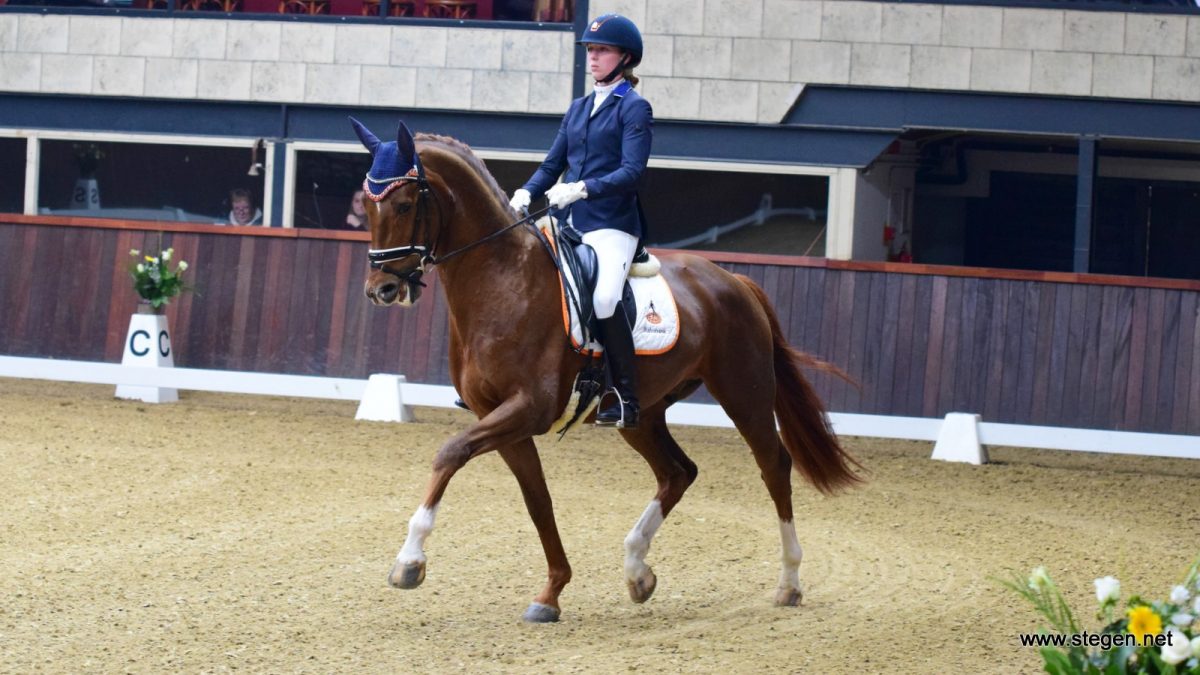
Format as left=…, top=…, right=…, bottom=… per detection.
left=367, top=177, right=594, bottom=353
left=367, top=168, right=553, bottom=289
left=433, top=205, right=554, bottom=265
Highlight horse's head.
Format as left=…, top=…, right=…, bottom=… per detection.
left=351, top=117, right=443, bottom=307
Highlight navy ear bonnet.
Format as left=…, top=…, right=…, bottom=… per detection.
left=349, top=117, right=424, bottom=201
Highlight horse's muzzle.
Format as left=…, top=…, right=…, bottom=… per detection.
left=365, top=269, right=423, bottom=306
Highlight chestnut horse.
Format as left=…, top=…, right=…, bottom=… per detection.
left=353, top=119, right=862, bottom=623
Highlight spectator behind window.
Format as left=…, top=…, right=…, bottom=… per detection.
left=228, top=188, right=262, bottom=226
left=344, top=189, right=367, bottom=230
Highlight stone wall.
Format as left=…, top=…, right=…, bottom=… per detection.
left=0, top=15, right=574, bottom=113
left=593, top=0, right=1200, bottom=122
left=1, top=1, right=1198, bottom=123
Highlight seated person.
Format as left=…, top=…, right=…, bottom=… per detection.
left=227, top=188, right=262, bottom=226
left=344, top=189, right=366, bottom=230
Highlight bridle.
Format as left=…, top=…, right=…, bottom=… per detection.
left=365, top=165, right=552, bottom=289
left=364, top=167, right=441, bottom=290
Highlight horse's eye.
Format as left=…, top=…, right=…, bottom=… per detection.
left=396, top=203, right=413, bottom=215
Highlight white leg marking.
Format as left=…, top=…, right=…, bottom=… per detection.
left=397, top=504, right=439, bottom=565
left=624, top=500, right=664, bottom=582
left=778, top=519, right=804, bottom=593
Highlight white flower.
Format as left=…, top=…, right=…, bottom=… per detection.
left=177, top=261, right=188, bottom=271
left=1094, top=576, right=1120, bottom=605
left=1194, top=595, right=1200, bottom=615
left=129, top=249, right=139, bottom=256
left=162, top=248, right=173, bottom=261
left=1171, top=585, right=1191, bottom=604
left=1191, top=636, right=1200, bottom=658
left=1171, top=612, right=1194, bottom=628
left=136, top=263, right=145, bottom=273
left=1029, top=566, right=1052, bottom=591
left=150, top=257, right=159, bottom=266
left=1162, top=627, right=1191, bottom=665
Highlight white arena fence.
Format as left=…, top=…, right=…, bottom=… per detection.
left=1, top=356, right=1197, bottom=464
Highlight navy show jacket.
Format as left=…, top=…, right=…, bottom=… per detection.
left=522, top=80, right=652, bottom=238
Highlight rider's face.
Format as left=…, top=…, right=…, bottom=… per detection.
left=586, top=44, right=624, bottom=82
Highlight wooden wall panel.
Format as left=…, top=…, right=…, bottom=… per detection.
left=1173, top=293, right=1197, bottom=434
left=3, top=219, right=1199, bottom=436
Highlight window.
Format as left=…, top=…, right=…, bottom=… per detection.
left=642, top=168, right=828, bottom=256
left=0, top=138, right=25, bottom=214
left=37, top=140, right=264, bottom=225
left=291, top=149, right=541, bottom=231
left=292, top=150, right=372, bottom=231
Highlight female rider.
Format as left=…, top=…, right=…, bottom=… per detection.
left=509, top=13, right=651, bottom=430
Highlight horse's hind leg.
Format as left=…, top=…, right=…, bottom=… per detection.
left=703, top=365, right=805, bottom=607
left=497, top=440, right=571, bottom=623
left=617, top=402, right=698, bottom=604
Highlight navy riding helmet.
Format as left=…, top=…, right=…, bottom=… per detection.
left=578, top=14, right=643, bottom=69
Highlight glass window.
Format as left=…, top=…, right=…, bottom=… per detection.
left=292, top=150, right=540, bottom=231
left=293, top=150, right=372, bottom=231
left=643, top=168, right=829, bottom=256
left=0, top=138, right=26, bottom=214
left=37, top=140, right=264, bottom=225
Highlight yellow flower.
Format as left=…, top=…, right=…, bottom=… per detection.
left=145, top=255, right=154, bottom=262
left=1127, top=605, right=1162, bottom=644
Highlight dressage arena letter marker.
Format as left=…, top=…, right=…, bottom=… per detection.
left=115, top=312, right=178, bottom=404
left=355, top=374, right=415, bottom=422
left=931, top=413, right=989, bottom=465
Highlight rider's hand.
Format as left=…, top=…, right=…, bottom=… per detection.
left=509, top=188, right=532, bottom=213
left=546, top=181, right=587, bottom=209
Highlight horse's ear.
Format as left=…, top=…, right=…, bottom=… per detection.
left=396, top=121, right=417, bottom=166
left=349, top=117, right=381, bottom=156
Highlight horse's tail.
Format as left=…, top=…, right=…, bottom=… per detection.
left=735, top=274, right=865, bottom=495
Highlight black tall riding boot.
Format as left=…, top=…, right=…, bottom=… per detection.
left=595, top=307, right=639, bottom=429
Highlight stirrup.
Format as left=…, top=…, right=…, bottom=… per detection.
left=453, top=397, right=471, bottom=411
left=595, top=389, right=638, bottom=429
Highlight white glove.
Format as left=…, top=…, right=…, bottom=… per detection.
left=509, top=188, right=531, bottom=213
left=545, top=181, right=588, bottom=209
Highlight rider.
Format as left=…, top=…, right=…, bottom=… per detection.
left=509, top=13, right=651, bottom=430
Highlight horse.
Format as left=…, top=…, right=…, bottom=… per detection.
left=351, top=118, right=863, bottom=623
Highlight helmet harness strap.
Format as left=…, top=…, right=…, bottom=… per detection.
left=597, top=53, right=630, bottom=85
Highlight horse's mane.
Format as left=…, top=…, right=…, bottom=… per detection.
left=415, top=133, right=510, bottom=211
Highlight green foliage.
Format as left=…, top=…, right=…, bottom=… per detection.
left=129, top=247, right=190, bottom=309
left=1001, top=558, right=1200, bottom=675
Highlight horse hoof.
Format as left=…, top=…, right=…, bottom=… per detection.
left=627, top=569, right=657, bottom=604
left=774, top=587, right=803, bottom=607
left=522, top=602, right=560, bottom=623
left=387, top=560, right=426, bottom=589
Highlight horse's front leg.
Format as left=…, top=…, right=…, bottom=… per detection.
left=497, top=440, right=571, bottom=623
left=388, top=396, right=539, bottom=592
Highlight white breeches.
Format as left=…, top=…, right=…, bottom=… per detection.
left=582, top=228, right=638, bottom=319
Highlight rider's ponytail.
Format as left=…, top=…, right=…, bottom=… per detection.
left=624, top=69, right=639, bottom=88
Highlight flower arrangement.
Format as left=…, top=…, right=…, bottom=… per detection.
left=72, top=142, right=106, bottom=179
left=129, top=247, right=190, bottom=310
left=1003, top=557, right=1200, bottom=674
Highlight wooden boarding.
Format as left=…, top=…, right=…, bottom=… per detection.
left=2, top=215, right=1199, bottom=436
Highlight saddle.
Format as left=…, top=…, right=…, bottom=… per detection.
left=537, top=218, right=665, bottom=438
left=555, top=224, right=637, bottom=342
